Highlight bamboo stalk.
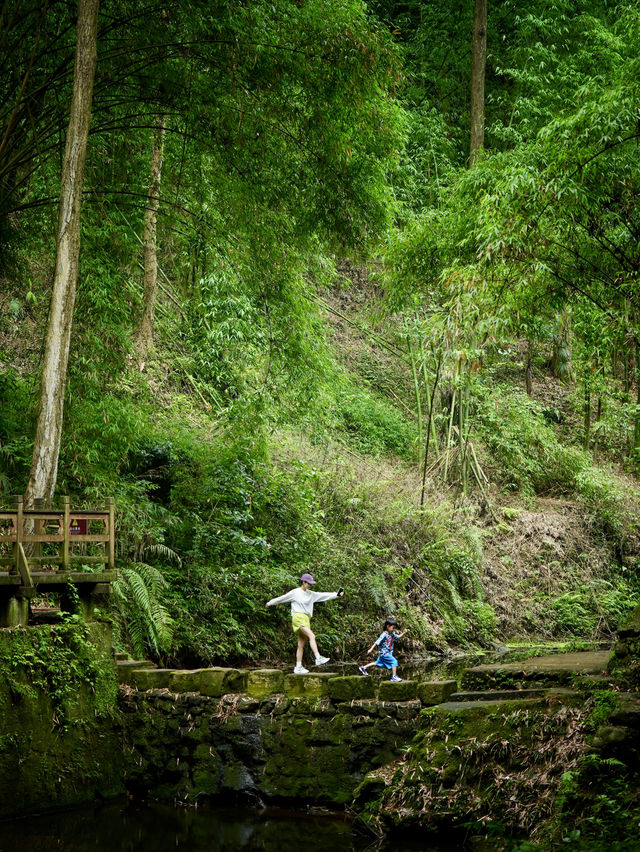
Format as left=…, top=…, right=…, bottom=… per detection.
left=406, top=332, right=423, bottom=449
left=420, top=356, right=442, bottom=507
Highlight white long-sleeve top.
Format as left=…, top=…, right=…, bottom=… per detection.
left=266, top=586, right=339, bottom=617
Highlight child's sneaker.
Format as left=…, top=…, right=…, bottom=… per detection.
left=390, top=675, right=402, bottom=682
left=314, top=655, right=330, bottom=666
left=293, top=664, right=309, bottom=674
left=358, top=665, right=369, bottom=676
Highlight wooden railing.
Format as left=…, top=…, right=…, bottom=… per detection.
left=0, top=497, right=115, bottom=580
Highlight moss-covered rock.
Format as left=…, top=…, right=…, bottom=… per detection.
left=0, top=623, right=123, bottom=818
left=199, top=667, right=248, bottom=696
left=328, top=675, right=375, bottom=701
left=378, top=680, right=418, bottom=701
left=417, top=679, right=457, bottom=706
left=116, top=659, right=154, bottom=684
left=609, top=605, right=640, bottom=686
left=284, top=673, right=332, bottom=698
left=247, top=669, right=284, bottom=698
left=129, top=668, right=172, bottom=690
left=168, top=669, right=202, bottom=692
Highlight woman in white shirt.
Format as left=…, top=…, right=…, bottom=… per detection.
left=266, top=573, right=344, bottom=673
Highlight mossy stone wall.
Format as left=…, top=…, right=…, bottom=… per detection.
left=0, top=622, right=123, bottom=818
left=119, top=687, right=424, bottom=806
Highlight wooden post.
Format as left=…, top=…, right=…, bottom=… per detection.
left=63, top=495, right=70, bottom=570
left=107, top=497, right=115, bottom=570
left=17, top=544, right=34, bottom=590
left=14, top=495, right=23, bottom=576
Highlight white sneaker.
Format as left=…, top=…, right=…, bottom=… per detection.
left=293, top=664, right=309, bottom=674
left=314, top=656, right=330, bottom=666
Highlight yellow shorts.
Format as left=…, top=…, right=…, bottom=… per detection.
left=292, top=612, right=311, bottom=634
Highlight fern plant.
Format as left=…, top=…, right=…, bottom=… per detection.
left=112, top=562, right=174, bottom=660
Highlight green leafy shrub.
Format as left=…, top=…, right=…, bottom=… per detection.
left=552, top=579, right=640, bottom=637
left=459, top=600, right=497, bottom=644
left=0, top=369, right=34, bottom=494
left=337, top=386, right=416, bottom=459
left=552, top=591, right=597, bottom=636
left=574, top=466, right=638, bottom=547
left=475, top=386, right=586, bottom=494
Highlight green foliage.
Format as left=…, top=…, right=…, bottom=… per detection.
left=574, top=466, right=639, bottom=547
left=552, top=591, right=597, bottom=636
left=337, top=385, right=417, bottom=459
left=556, top=752, right=640, bottom=846
left=586, top=689, right=619, bottom=730
left=458, top=600, right=498, bottom=645
left=0, top=368, right=34, bottom=494
left=475, top=386, right=585, bottom=495
left=552, top=579, right=640, bottom=638
left=113, top=563, right=174, bottom=660
left=2, top=0, right=640, bottom=680
left=0, top=623, right=116, bottom=730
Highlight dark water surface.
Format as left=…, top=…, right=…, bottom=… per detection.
left=0, top=800, right=457, bottom=852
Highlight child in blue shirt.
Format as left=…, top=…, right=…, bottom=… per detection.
left=358, top=617, right=407, bottom=682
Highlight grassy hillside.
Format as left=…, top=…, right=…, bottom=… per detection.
left=2, top=258, right=639, bottom=666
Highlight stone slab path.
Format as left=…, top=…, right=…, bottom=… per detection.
left=461, top=650, right=611, bottom=690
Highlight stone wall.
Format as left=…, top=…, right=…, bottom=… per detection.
left=119, top=668, right=456, bottom=806
left=0, top=622, right=123, bottom=818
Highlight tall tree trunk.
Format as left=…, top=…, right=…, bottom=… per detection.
left=25, top=0, right=99, bottom=508
left=137, top=114, right=166, bottom=357
left=469, top=0, right=487, bottom=166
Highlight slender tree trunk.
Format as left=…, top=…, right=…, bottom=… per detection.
left=469, top=0, right=487, bottom=166
left=421, top=351, right=439, bottom=455
left=407, top=332, right=423, bottom=449
left=525, top=337, right=534, bottom=396
left=137, top=114, right=166, bottom=357
left=420, top=356, right=442, bottom=508
left=583, top=366, right=591, bottom=452
left=592, top=359, right=604, bottom=462
left=25, top=0, right=99, bottom=508
left=593, top=394, right=602, bottom=462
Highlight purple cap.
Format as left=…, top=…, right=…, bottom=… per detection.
left=300, top=573, right=316, bottom=585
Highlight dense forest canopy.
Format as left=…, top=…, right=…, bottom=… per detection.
left=1, top=0, right=639, bottom=671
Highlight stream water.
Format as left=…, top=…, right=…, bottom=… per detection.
left=0, top=799, right=458, bottom=851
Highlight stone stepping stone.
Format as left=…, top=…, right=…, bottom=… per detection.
left=417, top=680, right=457, bottom=705
left=116, top=659, right=154, bottom=684
left=450, top=688, right=547, bottom=702
left=461, top=650, right=611, bottom=691
left=328, top=675, right=376, bottom=701
left=435, top=697, right=547, bottom=713
left=284, top=672, right=333, bottom=698
left=247, top=668, right=285, bottom=698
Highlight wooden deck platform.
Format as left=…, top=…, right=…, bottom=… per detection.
left=0, top=497, right=116, bottom=625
